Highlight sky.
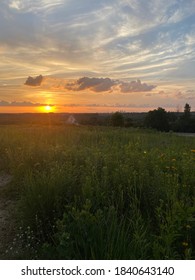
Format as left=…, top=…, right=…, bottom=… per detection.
left=0, top=0, right=195, bottom=113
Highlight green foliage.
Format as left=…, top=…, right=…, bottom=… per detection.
left=111, top=112, right=125, bottom=127
left=45, top=203, right=132, bottom=259
left=145, top=107, right=170, bottom=132
left=0, top=125, right=195, bottom=259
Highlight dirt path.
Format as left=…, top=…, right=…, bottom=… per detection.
left=0, top=174, right=16, bottom=259
left=175, top=132, right=195, bottom=137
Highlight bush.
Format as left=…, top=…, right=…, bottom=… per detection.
left=111, top=112, right=124, bottom=127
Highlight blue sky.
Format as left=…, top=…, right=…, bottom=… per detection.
left=0, top=0, right=195, bottom=112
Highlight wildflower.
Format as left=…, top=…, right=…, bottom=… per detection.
left=182, top=242, right=188, bottom=247
left=171, top=166, right=177, bottom=170
left=191, top=150, right=195, bottom=153
left=172, top=159, right=176, bottom=161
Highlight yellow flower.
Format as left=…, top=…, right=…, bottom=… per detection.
left=191, top=150, right=195, bottom=153
left=182, top=242, right=188, bottom=247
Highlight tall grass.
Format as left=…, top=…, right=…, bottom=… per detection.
left=0, top=125, right=195, bottom=259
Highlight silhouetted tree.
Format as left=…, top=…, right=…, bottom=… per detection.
left=145, top=107, right=169, bottom=132
left=111, top=112, right=124, bottom=127
left=175, top=103, right=195, bottom=132
left=184, top=103, right=191, bottom=120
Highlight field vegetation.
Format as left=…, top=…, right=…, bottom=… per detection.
left=0, top=124, right=195, bottom=259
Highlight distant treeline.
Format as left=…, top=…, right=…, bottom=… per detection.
left=0, top=104, right=195, bottom=132
left=0, top=112, right=146, bottom=126
left=143, top=103, right=195, bottom=133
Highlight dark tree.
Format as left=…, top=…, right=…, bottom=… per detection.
left=145, top=107, right=169, bottom=132
left=175, top=103, right=195, bottom=132
left=184, top=103, right=191, bottom=119
left=111, top=111, right=124, bottom=127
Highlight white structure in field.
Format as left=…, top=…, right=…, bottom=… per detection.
left=66, top=115, right=78, bottom=125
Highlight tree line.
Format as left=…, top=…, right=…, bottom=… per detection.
left=0, top=105, right=194, bottom=132
left=111, top=103, right=195, bottom=132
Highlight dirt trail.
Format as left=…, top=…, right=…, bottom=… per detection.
left=0, top=174, right=16, bottom=259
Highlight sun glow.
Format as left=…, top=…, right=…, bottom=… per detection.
left=42, top=105, right=54, bottom=112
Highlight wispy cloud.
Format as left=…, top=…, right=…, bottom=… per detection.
left=8, top=0, right=65, bottom=13
left=1, top=0, right=195, bottom=111
left=1, top=0, right=195, bottom=81
left=0, top=100, right=53, bottom=106
left=62, top=103, right=152, bottom=109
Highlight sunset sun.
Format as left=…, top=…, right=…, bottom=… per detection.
left=44, top=105, right=53, bottom=112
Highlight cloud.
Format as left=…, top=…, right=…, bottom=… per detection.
left=174, top=90, right=195, bottom=100
left=1, top=0, right=195, bottom=84
left=9, top=0, right=22, bottom=10
left=41, top=76, right=156, bottom=93
left=120, top=79, right=156, bottom=93
left=24, top=75, right=43, bottom=86
left=66, top=77, right=117, bottom=92
left=8, top=0, right=64, bottom=13
left=0, top=100, right=53, bottom=106
left=62, top=103, right=152, bottom=108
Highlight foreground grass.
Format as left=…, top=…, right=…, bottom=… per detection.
left=0, top=125, right=195, bottom=259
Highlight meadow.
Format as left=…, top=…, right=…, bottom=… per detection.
left=0, top=125, right=195, bottom=259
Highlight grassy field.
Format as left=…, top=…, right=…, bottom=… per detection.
left=0, top=125, right=195, bottom=259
